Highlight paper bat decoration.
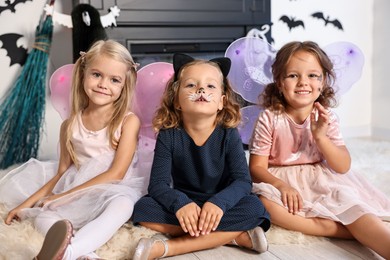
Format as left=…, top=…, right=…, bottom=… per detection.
left=311, top=12, right=343, bottom=31
left=44, top=4, right=120, bottom=28
left=0, top=33, right=28, bottom=66
left=0, top=0, right=32, bottom=14
left=279, top=15, right=305, bottom=31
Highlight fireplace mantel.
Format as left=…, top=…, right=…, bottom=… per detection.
left=73, top=0, right=271, bottom=56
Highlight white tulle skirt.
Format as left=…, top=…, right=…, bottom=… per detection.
left=0, top=146, right=154, bottom=229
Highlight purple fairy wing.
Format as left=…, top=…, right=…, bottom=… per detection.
left=225, top=37, right=276, bottom=104
left=49, top=64, right=74, bottom=120
left=239, top=105, right=263, bottom=145
left=131, top=62, right=174, bottom=140
left=323, top=42, right=365, bottom=96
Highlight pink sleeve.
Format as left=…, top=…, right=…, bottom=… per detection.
left=327, top=111, right=345, bottom=146
left=249, top=110, right=274, bottom=156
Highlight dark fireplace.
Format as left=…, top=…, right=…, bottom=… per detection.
left=74, top=0, right=271, bottom=66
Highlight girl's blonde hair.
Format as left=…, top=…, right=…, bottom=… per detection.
left=261, top=41, right=337, bottom=113
left=65, top=40, right=137, bottom=166
left=153, top=59, right=241, bottom=130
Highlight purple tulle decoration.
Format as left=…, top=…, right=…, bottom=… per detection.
left=225, top=37, right=276, bottom=104
left=323, top=41, right=364, bottom=96
left=238, top=105, right=263, bottom=145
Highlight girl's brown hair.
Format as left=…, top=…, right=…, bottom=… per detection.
left=260, top=41, right=337, bottom=113
left=153, top=59, right=241, bottom=130
left=65, top=40, right=137, bottom=167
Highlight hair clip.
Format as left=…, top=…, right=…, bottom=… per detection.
left=132, top=62, right=140, bottom=71
left=79, top=51, right=86, bottom=62
left=172, top=53, right=231, bottom=81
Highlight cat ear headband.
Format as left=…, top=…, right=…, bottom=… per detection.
left=173, top=53, right=231, bottom=81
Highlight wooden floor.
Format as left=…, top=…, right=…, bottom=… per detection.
left=165, top=238, right=383, bottom=260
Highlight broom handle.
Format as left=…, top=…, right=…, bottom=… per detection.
left=37, top=0, right=56, bottom=27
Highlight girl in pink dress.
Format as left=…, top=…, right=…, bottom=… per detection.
left=249, top=41, right=390, bottom=259
left=0, top=40, right=153, bottom=259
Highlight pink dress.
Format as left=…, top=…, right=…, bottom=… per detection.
left=0, top=112, right=155, bottom=229
left=250, top=109, right=390, bottom=225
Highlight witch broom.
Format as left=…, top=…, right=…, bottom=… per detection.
left=0, top=1, right=54, bottom=169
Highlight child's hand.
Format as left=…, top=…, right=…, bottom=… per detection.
left=198, top=202, right=223, bottom=235
left=35, top=193, right=59, bottom=207
left=5, top=207, right=21, bottom=225
left=277, top=183, right=303, bottom=214
left=311, top=102, right=330, bottom=139
left=176, top=202, right=201, bottom=237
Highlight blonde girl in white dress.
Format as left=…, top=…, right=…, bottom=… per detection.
left=0, top=40, right=153, bottom=259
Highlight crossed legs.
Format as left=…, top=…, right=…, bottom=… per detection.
left=138, top=222, right=251, bottom=259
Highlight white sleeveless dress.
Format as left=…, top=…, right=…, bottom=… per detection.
left=0, top=112, right=155, bottom=229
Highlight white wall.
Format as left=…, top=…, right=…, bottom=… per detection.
left=0, top=0, right=72, bottom=160
left=372, top=0, right=390, bottom=139
left=271, top=0, right=373, bottom=138
left=0, top=0, right=387, bottom=162
left=39, top=1, right=73, bottom=160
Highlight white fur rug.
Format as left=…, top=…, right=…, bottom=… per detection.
left=0, top=137, right=389, bottom=259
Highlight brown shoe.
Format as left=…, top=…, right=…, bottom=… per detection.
left=35, top=219, right=73, bottom=260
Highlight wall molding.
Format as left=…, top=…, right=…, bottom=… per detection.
left=341, top=125, right=371, bottom=138
left=372, top=127, right=390, bottom=141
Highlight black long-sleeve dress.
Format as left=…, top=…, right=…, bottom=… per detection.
left=133, top=126, right=270, bottom=231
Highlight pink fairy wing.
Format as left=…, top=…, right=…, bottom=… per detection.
left=50, top=62, right=172, bottom=141
left=49, top=64, right=74, bottom=120
left=323, top=42, right=365, bottom=96
left=225, top=37, right=276, bottom=104
left=131, top=62, right=174, bottom=140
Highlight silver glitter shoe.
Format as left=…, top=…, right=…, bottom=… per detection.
left=247, top=226, right=268, bottom=253
left=133, top=234, right=169, bottom=260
